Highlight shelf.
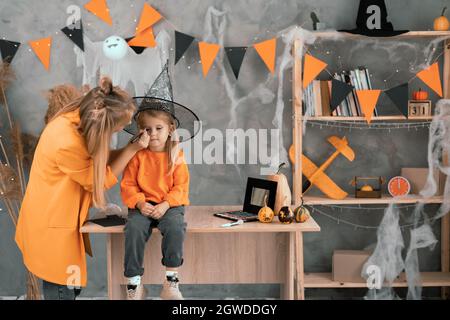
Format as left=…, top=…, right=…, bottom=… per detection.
left=304, top=272, right=450, bottom=288
left=303, top=195, right=443, bottom=205
left=302, top=116, right=433, bottom=121
left=311, top=31, right=450, bottom=38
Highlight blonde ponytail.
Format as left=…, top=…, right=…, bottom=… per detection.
left=52, top=77, right=135, bottom=208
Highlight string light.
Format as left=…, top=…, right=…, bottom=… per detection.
left=304, top=119, right=431, bottom=130
left=308, top=205, right=442, bottom=230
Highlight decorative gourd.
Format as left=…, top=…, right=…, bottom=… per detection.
left=434, top=7, right=449, bottom=31
left=278, top=198, right=295, bottom=224
left=294, top=205, right=310, bottom=223
left=360, top=185, right=373, bottom=192
left=258, top=195, right=274, bottom=223
left=412, top=88, right=428, bottom=100
left=267, top=163, right=292, bottom=215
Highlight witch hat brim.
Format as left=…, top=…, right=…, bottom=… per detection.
left=339, top=28, right=409, bottom=37
left=124, top=96, right=200, bottom=142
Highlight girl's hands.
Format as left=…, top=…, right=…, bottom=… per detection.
left=136, top=201, right=154, bottom=216
left=150, top=201, right=170, bottom=220
left=136, top=201, right=169, bottom=220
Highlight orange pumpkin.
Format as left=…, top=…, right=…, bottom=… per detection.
left=267, top=163, right=292, bottom=215
left=434, top=7, right=449, bottom=31
left=258, top=195, right=274, bottom=223
left=294, top=205, right=310, bottom=223
left=412, top=88, right=428, bottom=100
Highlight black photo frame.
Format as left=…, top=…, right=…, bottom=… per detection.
left=243, top=177, right=277, bottom=214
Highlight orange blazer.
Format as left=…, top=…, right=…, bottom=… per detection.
left=15, top=110, right=118, bottom=286
left=121, top=149, right=190, bottom=209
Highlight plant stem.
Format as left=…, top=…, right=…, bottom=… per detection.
left=0, top=87, right=13, bottom=129
left=0, top=137, right=11, bottom=166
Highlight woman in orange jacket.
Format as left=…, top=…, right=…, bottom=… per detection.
left=15, top=77, right=150, bottom=300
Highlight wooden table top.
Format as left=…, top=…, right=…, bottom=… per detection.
left=80, top=205, right=321, bottom=234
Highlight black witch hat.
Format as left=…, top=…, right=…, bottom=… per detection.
left=124, top=62, right=200, bottom=142
left=340, top=0, right=408, bottom=37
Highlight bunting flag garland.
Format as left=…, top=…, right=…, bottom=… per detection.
left=225, top=47, right=248, bottom=79
left=416, top=62, right=443, bottom=97
left=253, top=38, right=277, bottom=74
left=303, top=54, right=327, bottom=89
left=0, top=40, right=21, bottom=63
left=134, top=3, right=162, bottom=35
left=28, top=37, right=52, bottom=70
left=175, top=31, right=195, bottom=64
left=127, top=3, right=162, bottom=49
left=61, top=20, right=84, bottom=51
left=198, top=41, right=220, bottom=77
left=356, top=90, right=382, bottom=124
left=127, top=26, right=156, bottom=48
left=385, top=83, right=409, bottom=117
left=330, top=79, right=354, bottom=112
left=84, top=0, right=112, bottom=26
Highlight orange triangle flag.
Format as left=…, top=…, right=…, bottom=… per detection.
left=29, top=37, right=52, bottom=70
left=253, top=38, right=277, bottom=74
left=417, top=62, right=443, bottom=97
left=127, top=27, right=156, bottom=48
left=198, top=42, right=220, bottom=77
left=135, top=3, right=162, bottom=34
left=356, top=90, right=381, bottom=124
left=303, top=54, right=327, bottom=89
left=84, top=0, right=112, bottom=26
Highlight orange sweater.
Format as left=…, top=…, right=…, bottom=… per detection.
left=121, top=149, right=190, bottom=208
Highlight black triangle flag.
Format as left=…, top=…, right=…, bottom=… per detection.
left=61, top=20, right=84, bottom=51
left=0, top=39, right=21, bottom=63
left=385, top=83, right=409, bottom=117
left=330, top=79, right=354, bottom=112
left=175, top=31, right=195, bottom=64
left=125, top=36, right=147, bottom=54
left=225, top=47, right=247, bottom=79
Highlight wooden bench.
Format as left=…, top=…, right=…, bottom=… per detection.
left=80, top=206, right=321, bottom=300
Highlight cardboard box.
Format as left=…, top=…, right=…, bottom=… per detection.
left=401, top=168, right=446, bottom=196
left=332, top=250, right=371, bottom=282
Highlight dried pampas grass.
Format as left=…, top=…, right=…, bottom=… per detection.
left=44, top=84, right=82, bottom=124
left=0, top=63, right=41, bottom=299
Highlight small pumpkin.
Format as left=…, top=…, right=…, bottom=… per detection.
left=434, top=7, right=449, bottom=31
left=267, top=163, right=292, bottom=215
left=258, top=195, right=274, bottom=223
left=412, top=88, right=428, bottom=101
left=294, top=205, right=310, bottom=223
left=278, top=205, right=295, bottom=224
left=360, top=185, right=373, bottom=192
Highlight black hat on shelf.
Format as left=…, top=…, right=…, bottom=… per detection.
left=339, top=0, right=409, bottom=37
left=124, top=62, right=200, bottom=142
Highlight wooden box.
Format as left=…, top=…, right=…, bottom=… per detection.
left=408, top=100, right=431, bottom=117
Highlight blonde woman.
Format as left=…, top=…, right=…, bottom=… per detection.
left=15, top=77, right=150, bottom=300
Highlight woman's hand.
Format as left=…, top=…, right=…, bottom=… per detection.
left=131, top=130, right=150, bottom=152
left=108, top=130, right=149, bottom=177
left=136, top=201, right=154, bottom=216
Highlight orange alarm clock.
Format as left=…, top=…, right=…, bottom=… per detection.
left=388, top=176, right=411, bottom=197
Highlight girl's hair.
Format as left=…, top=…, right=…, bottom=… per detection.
left=137, top=109, right=180, bottom=173
left=51, top=77, right=135, bottom=208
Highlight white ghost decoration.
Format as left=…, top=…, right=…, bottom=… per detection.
left=102, top=35, right=128, bottom=60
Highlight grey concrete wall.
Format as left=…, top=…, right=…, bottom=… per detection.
left=1, top=0, right=449, bottom=299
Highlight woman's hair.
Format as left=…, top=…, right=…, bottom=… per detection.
left=51, top=77, right=135, bottom=208
left=137, top=109, right=180, bottom=173
left=44, top=84, right=83, bottom=124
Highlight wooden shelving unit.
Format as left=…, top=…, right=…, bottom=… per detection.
left=303, top=195, right=444, bottom=205
left=304, top=272, right=450, bottom=288
left=292, top=31, right=450, bottom=299
left=303, top=116, right=433, bottom=121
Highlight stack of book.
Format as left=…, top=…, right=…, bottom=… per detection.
left=302, top=67, right=379, bottom=117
